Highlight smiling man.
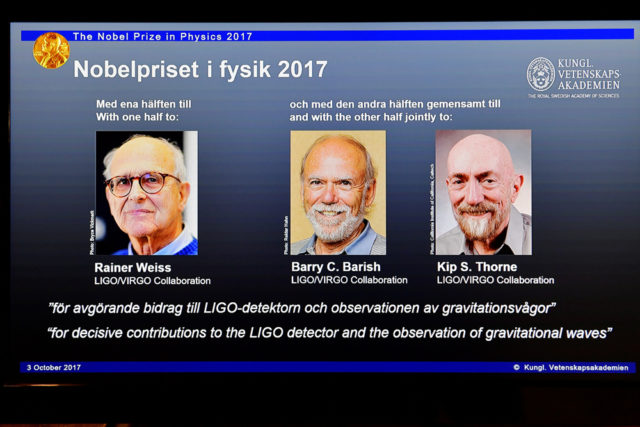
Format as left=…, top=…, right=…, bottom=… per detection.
left=103, top=135, right=197, bottom=255
left=436, top=133, right=532, bottom=255
left=291, top=134, right=386, bottom=255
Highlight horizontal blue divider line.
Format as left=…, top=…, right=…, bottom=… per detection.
left=21, top=28, right=635, bottom=42
left=20, top=361, right=636, bottom=373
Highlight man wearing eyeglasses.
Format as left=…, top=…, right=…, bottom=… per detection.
left=291, top=134, right=386, bottom=255
left=103, top=135, right=197, bottom=255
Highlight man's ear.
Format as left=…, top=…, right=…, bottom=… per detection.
left=364, top=179, right=377, bottom=207
left=105, top=185, right=114, bottom=209
left=510, top=174, right=524, bottom=203
left=179, top=182, right=191, bottom=211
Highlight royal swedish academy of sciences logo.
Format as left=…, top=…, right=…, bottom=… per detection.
left=527, top=57, right=555, bottom=91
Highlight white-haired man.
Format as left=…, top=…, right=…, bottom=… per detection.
left=291, top=135, right=386, bottom=255
left=103, top=135, right=197, bottom=255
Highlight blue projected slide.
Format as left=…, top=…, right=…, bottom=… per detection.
left=7, top=20, right=640, bottom=423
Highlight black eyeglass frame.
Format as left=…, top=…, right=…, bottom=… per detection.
left=104, top=172, right=182, bottom=197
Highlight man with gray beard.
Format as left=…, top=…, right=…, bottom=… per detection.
left=291, top=135, right=386, bottom=255
left=436, top=134, right=532, bottom=255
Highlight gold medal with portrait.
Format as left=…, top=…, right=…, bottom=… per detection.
left=33, top=32, right=70, bottom=69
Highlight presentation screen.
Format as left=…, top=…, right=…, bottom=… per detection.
left=7, top=20, right=639, bottom=421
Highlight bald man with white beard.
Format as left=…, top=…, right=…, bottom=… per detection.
left=436, top=134, right=532, bottom=255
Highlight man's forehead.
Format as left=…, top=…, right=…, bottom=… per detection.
left=111, top=137, right=174, bottom=173
left=305, top=138, right=366, bottom=175
left=447, top=153, right=501, bottom=176
left=447, top=135, right=513, bottom=176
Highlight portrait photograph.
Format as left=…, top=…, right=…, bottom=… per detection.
left=435, top=130, right=532, bottom=255
left=290, top=130, right=386, bottom=255
left=95, top=131, right=198, bottom=255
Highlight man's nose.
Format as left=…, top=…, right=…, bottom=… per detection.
left=465, top=179, right=484, bottom=205
left=320, top=183, right=339, bottom=204
left=128, top=179, right=147, bottom=201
